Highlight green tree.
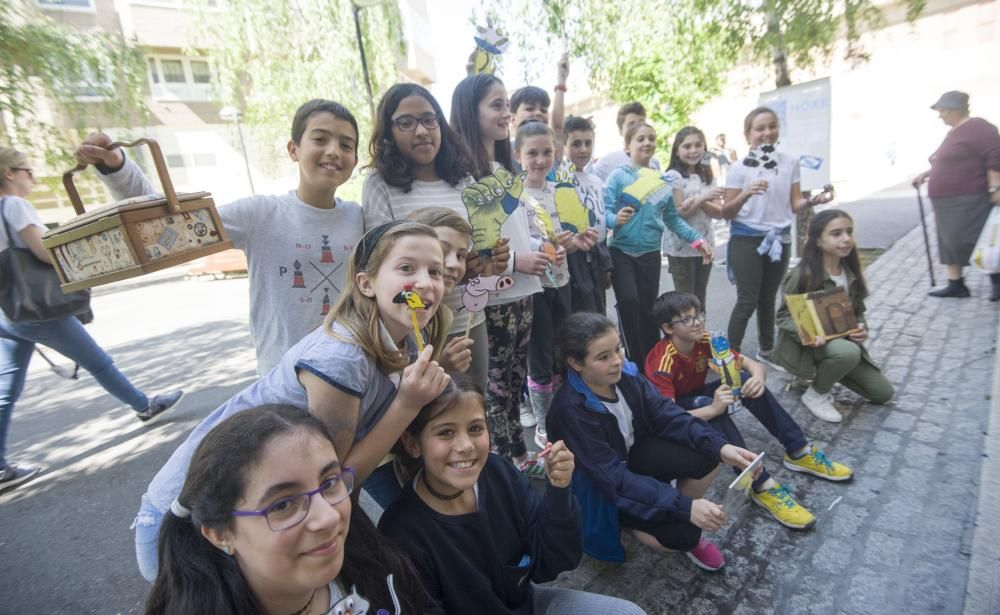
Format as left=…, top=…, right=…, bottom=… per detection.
left=482, top=0, right=924, bottom=133
left=717, top=0, right=926, bottom=87
left=477, top=0, right=742, bottom=140
left=0, top=1, right=147, bottom=165
left=188, top=0, right=404, bottom=174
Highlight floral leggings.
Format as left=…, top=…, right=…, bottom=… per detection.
left=484, top=297, right=532, bottom=460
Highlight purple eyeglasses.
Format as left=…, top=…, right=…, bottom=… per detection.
left=232, top=467, right=355, bottom=531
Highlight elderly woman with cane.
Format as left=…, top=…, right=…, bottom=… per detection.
left=913, top=91, right=1000, bottom=300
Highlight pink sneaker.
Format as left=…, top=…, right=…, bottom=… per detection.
left=685, top=536, right=725, bottom=571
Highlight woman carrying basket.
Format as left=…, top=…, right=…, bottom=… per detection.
left=0, top=147, right=183, bottom=493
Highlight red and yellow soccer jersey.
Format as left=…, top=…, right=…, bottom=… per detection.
left=644, top=334, right=741, bottom=399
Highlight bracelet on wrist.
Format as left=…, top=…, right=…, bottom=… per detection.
left=989, top=186, right=1000, bottom=194
left=554, top=84, right=567, bottom=93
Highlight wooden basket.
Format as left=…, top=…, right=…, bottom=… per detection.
left=42, top=138, right=233, bottom=292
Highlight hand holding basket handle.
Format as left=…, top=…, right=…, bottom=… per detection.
left=66, top=136, right=181, bottom=216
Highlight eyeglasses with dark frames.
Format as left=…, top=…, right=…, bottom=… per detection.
left=668, top=312, right=706, bottom=327
left=392, top=114, right=441, bottom=132
left=231, top=467, right=355, bottom=531
left=10, top=167, right=33, bottom=179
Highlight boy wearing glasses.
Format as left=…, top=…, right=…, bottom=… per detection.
left=644, top=291, right=855, bottom=530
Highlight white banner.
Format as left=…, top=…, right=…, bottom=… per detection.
left=758, top=78, right=832, bottom=192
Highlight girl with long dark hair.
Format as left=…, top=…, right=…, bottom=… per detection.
left=773, top=209, right=894, bottom=422
left=663, top=126, right=725, bottom=309
left=363, top=83, right=502, bottom=392
left=146, top=404, right=429, bottom=615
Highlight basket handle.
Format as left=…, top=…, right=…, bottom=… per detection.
left=62, top=137, right=181, bottom=216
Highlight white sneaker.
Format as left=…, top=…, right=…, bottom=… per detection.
left=801, top=386, right=842, bottom=423
left=519, top=403, right=537, bottom=428
left=754, top=350, right=787, bottom=373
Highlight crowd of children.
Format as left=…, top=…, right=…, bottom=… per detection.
left=0, top=53, right=908, bottom=614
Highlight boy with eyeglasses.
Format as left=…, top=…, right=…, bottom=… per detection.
left=644, top=291, right=855, bottom=530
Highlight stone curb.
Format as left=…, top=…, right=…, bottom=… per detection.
left=965, top=293, right=1000, bottom=614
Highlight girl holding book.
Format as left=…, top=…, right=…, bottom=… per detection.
left=773, top=209, right=894, bottom=423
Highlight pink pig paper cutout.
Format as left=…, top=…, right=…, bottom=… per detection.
left=462, top=274, right=515, bottom=313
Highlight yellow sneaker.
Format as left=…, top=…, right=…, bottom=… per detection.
left=750, top=483, right=817, bottom=530
left=783, top=446, right=854, bottom=482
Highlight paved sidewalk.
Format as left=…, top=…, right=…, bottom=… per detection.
left=555, top=221, right=999, bottom=614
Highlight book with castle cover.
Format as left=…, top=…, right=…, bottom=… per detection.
left=785, top=286, right=859, bottom=346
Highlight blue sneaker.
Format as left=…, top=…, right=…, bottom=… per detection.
left=0, top=464, right=40, bottom=492
left=136, top=390, right=184, bottom=422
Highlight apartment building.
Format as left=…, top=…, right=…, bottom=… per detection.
left=30, top=0, right=436, bottom=224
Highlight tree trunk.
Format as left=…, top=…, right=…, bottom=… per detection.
left=765, top=1, right=792, bottom=87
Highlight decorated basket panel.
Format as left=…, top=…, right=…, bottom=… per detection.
left=52, top=226, right=138, bottom=283
left=134, top=207, right=223, bottom=261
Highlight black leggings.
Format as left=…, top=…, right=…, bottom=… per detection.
left=617, top=436, right=718, bottom=551
left=610, top=248, right=662, bottom=364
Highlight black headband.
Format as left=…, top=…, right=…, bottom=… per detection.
left=354, top=220, right=406, bottom=271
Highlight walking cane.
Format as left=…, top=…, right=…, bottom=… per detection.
left=914, top=185, right=937, bottom=287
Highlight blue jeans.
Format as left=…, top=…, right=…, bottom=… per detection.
left=0, top=313, right=148, bottom=466
left=133, top=493, right=162, bottom=582
left=677, top=372, right=808, bottom=490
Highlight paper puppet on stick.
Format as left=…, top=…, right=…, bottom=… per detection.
left=708, top=331, right=744, bottom=414
left=553, top=162, right=596, bottom=234
left=742, top=143, right=779, bottom=176
left=470, top=20, right=510, bottom=75
left=461, top=168, right=525, bottom=272
left=393, top=285, right=430, bottom=352
left=622, top=167, right=672, bottom=210
left=523, top=193, right=560, bottom=286
left=460, top=273, right=514, bottom=337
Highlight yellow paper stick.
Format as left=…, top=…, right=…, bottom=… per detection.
left=464, top=311, right=474, bottom=339
left=410, top=309, right=425, bottom=352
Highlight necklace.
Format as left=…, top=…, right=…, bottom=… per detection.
left=421, top=469, right=464, bottom=500
left=288, top=589, right=316, bottom=615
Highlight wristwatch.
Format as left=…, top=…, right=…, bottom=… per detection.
left=989, top=186, right=1000, bottom=194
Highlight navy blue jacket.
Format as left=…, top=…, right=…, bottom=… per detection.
left=546, top=363, right=727, bottom=561
left=378, top=454, right=581, bottom=614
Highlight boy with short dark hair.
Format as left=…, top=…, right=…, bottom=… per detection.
left=644, top=291, right=855, bottom=530
left=563, top=115, right=611, bottom=314
left=588, top=101, right=661, bottom=181
left=510, top=86, right=551, bottom=127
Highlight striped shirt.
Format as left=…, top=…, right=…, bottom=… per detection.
left=362, top=171, right=483, bottom=335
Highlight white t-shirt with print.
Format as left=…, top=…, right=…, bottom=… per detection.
left=725, top=150, right=801, bottom=232
left=100, top=159, right=364, bottom=374
left=662, top=170, right=715, bottom=257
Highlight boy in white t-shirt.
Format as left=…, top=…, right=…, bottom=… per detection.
left=563, top=116, right=612, bottom=315
left=75, top=100, right=365, bottom=375
left=587, top=102, right=660, bottom=182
